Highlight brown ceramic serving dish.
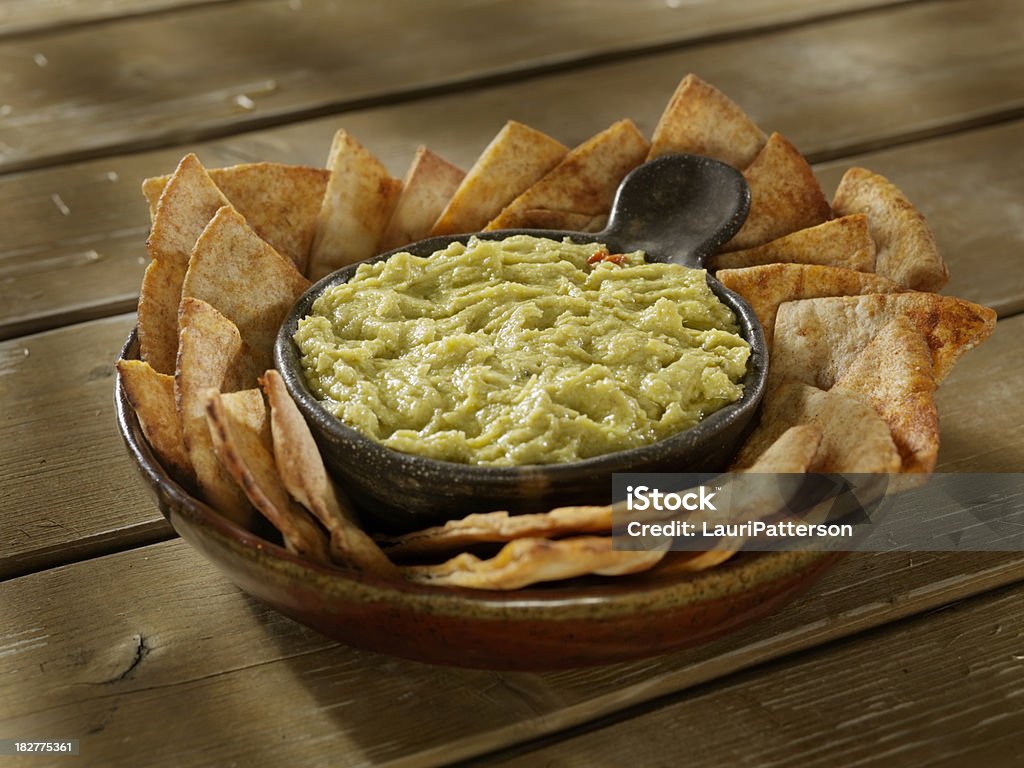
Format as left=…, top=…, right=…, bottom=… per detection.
left=117, top=331, right=837, bottom=670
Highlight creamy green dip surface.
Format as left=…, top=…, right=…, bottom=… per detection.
left=294, top=235, right=749, bottom=466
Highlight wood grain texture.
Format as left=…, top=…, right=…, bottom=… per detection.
left=3, top=2, right=1024, bottom=338
left=0, top=313, right=173, bottom=580
left=0, top=0, right=237, bottom=38
left=1, top=539, right=1022, bottom=768
left=480, top=585, right=1024, bottom=768
left=0, top=0, right=1016, bottom=174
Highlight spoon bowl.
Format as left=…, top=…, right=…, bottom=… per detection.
left=275, top=154, right=768, bottom=533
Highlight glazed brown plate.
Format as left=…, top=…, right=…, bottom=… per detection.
left=117, top=329, right=836, bottom=669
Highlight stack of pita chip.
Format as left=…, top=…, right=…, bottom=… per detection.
left=119, top=71, right=997, bottom=592
left=121, top=152, right=397, bottom=577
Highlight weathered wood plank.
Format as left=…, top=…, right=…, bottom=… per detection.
left=0, top=313, right=173, bottom=580
left=1, top=541, right=1021, bottom=767
left=4, top=9, right=1024, bottom=338
left=0, top=0, right=237, bottom=39
left=0, top=307, right=1019, bottom=581
left=0, top=0, right=1018, bottom=174
left=479, top=585, right=1024, bottom=768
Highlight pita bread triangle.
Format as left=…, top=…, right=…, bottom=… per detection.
left=833, top=167, right=949, bottom=291
left=723, top=132, right=832, bottom=252
left=430, top=120, right=568, bottom=236
left=138, top=153, right=229, bottom=374
left=378, top=147, right=465, bottom=252
left=485, top=119, right=649, bottom=231
left=648, top=73, right=767, bottom=169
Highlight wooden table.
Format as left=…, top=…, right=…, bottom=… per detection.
left=2, top=1, right=1023, bottom=765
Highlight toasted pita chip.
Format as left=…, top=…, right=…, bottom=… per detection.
left=378, top=147, right=465, bottom=252
left=643, top=425, right=823, bottom=574
left=832, top=167, right=948, bottom=291
left=402, top=536, right=665, bottom=590
left=308, top=130, right=402, bottom=280
left=138, top=154, right=230, bottom=373
left=430, top=121, right=568, bottom=236
left=182, top=206, right=310, bottom=376
left=769, top=293, right=996, bottom=392
left=379, top=505, right=613, bottom=559
left=141, top=176, right=168, bottom=217
left=483, top=208, right=603, bottom=232
left=722, top=133, right=831, bottom=252
left=260, top=370, right=397, bottom=577
left=117, top=358, right=192, bottom=483
left=733, top=379, right=902, bottom=473
left=833, top=317, right=939, bottom=473
left=709, top=215, right=876, bottom=272
left=648, top=74, right=767, bottom=169
left=206, top=389, right=330, bottom=563
left=745, top=424, right=823, bottom=474
left=175, top=298, right=252, bottom=525
left=484, top=119, right=649, bottom=231
left=143, top=163, right=329, bottom=274
left=717, top=264, right=903, bottom=346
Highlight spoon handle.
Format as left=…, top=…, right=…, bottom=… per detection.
left=600, top=154, right=750, bottom=268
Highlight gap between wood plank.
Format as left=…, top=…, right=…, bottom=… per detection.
left=0, top=0, right=942, bottom=176
left=0, top=519, right=176, bottom=582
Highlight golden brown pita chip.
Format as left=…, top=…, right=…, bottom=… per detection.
left=402, top=536, right=664, bottom=590
left=175, top=298, right=252, bottom=525
left=117, top=358, right=192, bottom=483
left=648, top=74, right=767, bottom=169
left=484, top=208, right=603, bottom=232
left=308, top=130, right=402, bottom=280
left=717, top=264, right=902, bottom=345
left=769, top=293, right=996, bottom=392
left=260, top=370, right=397, bottom=577
left=484, top=119, right=649, bottom=231
left=380, top=505, right=613, bottom=559
left=833, top=317, right=939, bottom=473
left=378, top=147, right=465, bottom=252
left=144, top=163, right=329, bottom=274
left=430, top=121, right=568, bottom=236
left=639, top=427, right=823, bottom=574
left=733, top=379, right=902, bottom=473
left=138, top=154, right=230, bottom=374
left=723, top=133, right=831, bottom=252
left=182, top=206, right=310, bottom=376
left=745, top=424, right=823, bottom=474
left=141, top=176, right=167, bottom=218
left=709, top=215, right=876, bottom=272
left=832, top=167, right=948, bottom=291
left=206, top=389, right=330, bottom=563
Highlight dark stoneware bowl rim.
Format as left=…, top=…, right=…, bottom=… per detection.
left=276, top=230, right=767, bottom=484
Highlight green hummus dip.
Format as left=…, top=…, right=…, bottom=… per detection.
left=295, top=235, right=749, bottom=466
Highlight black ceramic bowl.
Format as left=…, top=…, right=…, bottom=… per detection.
left=275, top=155, right=768, bottom=533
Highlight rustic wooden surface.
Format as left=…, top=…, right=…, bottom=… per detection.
left=0, top=1, right=238, bottom=38
left=478, top=583, right=1024, bottom=767
left=1, top=0, right=1022, bottom=765
left=0, top=0, right=941, bottom=173
left=2, top=542, right=1022, bottom=767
